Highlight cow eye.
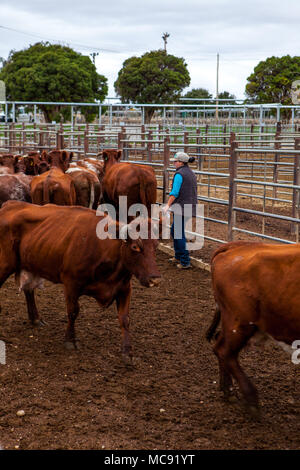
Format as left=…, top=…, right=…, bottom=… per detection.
left=131, top=244, right=141, bottom=253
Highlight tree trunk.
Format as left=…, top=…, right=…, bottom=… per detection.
left=145, top=107, right=156, bottom=124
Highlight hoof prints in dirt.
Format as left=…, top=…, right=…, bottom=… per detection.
left=0, top=251, right=299, bottom=449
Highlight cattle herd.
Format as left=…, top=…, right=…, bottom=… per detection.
left=0, top=148, right=299, bottom=418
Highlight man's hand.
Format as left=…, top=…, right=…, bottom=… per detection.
left=162, top=204, right=170, bottom=215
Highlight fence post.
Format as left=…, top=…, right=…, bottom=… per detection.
left=272, top=135, right=281, bottom=207
left=292, top=138, right=300, bottom=236
left=163, top=136, right=170, bottom=203
left=223, top=123, right=227, bottom=153
left=205, top=124, right=209, bottom=145
left=276, top=121, right=282, bottom=135
left=250, top=123, right=254, bottom=148
left=20, top=122, right=26, bottom=154
left=84, top=130, right=89, bottom=156
left=184, top=131, right=188, bottom=153
left=228, top=132, right=237, bottom=241
left=147, top=129, right=152, bottom=162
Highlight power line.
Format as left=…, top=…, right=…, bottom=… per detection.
left=0, top=24, right=119, bottom=53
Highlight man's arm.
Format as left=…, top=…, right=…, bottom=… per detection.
left=163, top=173, right=183, bottom=212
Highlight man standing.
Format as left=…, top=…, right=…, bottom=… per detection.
left=163, top=152, right=198, bottom=269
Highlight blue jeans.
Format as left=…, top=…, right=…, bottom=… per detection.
left=171, top=216, right=191, bottom=267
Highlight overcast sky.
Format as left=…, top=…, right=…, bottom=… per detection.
left=0, top=0, right=299, bottom=101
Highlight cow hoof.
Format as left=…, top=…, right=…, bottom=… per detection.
left=225, top=394, right=236, bottom=403
left=122, top=353, right=133, bottom=367
left=64, top=341, right=76, bottom=351
left=247, top=404, right=261, bottom=420
left=32, top=318, right=47, bottom=327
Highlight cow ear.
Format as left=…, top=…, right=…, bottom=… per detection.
left=69, top=152, right=74, bottom=162
left=61, top=151, right=68, bottom=162
left=103, top=151, right=108, bottom=162
left=117, top=150, right=122, bottom=160
left=27, top=157, right=34, bottom=167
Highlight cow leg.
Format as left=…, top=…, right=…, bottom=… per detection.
left=24, top=289, right=44, bottom=326
left=214, top=324, right=259, bottom=411
left=213, top=333, right=233, bottom=399
left=214, top=334, right=232, bottom=399
left=116, top=284, right=132, bottom=365
left=0, top=266, right=14, bottom=313
left=63, top=286, right=80, bottom=350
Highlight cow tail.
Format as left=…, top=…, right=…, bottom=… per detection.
left=43, top=175, right=51, bottom=204
left=70, top=181, right=76, bottom=205
left=89, top=181, right=95, bottom=209
left=205, top=305, right=221, bottom=342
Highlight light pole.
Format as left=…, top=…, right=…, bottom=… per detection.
left=162, top=32, right=170, bottom=53
left=216, top=53, right=219, bottom=120
left=90, top=52, right=99, bottom=65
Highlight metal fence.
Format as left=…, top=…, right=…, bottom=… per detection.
left=1, top=121, right=300, bottom=247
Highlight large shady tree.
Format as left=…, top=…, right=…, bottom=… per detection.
left=114, top=49, right=190, bottom=123
left=245, top=55, right=300, bottom=105
left=0, top=42, right=108, bottom=122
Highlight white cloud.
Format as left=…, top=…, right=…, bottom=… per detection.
left=1, top=0, right=300, bottom=99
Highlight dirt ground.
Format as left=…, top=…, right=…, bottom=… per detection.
left=0, top=251, right=299, bottom=450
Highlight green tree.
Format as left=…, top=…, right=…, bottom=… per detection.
left=114, top=50, right=190, bottom=123
left=0, top=42, right=108, bottom=123
left=181, top=87, right=212, bottom=104
left=245, top=55, right=300, bottom=105
left=218, top=90, right=236, bottom=105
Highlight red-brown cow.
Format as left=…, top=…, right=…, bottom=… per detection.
left=30, top=150, right=75, bottom=206
left=0, top=154, right=19, bottom=174
left=77, top=157, right=104, bottom=180
left=45, top=149, right=73, bottom=172
left=102, top=149, right=157, bottom=216
left=0, top=173, right=31, bottom=207
left=0, top=201, right=161, bottom=362
left=66, top=166, right=101, bottom=209
left=206, top=241, right=300, bottom=415
left=30, top=167, right=76, bottom=206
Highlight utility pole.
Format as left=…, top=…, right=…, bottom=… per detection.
left=216, top=53, right=219, bottom=120
left=90, top=52, right=99, bottom=65
left=162, top=32, right=170, bottom=53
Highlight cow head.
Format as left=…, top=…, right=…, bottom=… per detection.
left=0, top=154, right=16, bottom=172
left=102, top=149, right=122, bottom=172
left=46, top=150, right=71, bottom=172
left=22, top=155, right=39, bottom=175
left=14, top=155, right=27, bottom=173
left=119, top=218, right=161, bottom=287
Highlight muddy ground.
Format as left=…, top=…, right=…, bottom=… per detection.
left=0, top=251, right=299, bottom=450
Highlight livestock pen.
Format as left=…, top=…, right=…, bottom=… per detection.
left=0, top=123, right=300, bottom=450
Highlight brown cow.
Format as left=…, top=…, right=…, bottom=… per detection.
left=30, top=167, right=76, bottom=206
left=0, top=154, right=19, bottom=174
left=30, top=150, right=75, bottom=206
left=0, top=173, right=31, bottom=207
left=66, top=166, right=101, bottom=209
left=206, top=241, right=300, bottom=415
left=102, top=149, right=157, bottom=216
left=45, top=149, right=73, bottom=172
left=0, top=154, right=42, bottom=206
left=77, top=157, right=104, bottom=180
left=0, top=201, right=161, bottom=362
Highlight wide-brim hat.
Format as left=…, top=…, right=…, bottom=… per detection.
left=170, top=152, right=189, bottom=163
